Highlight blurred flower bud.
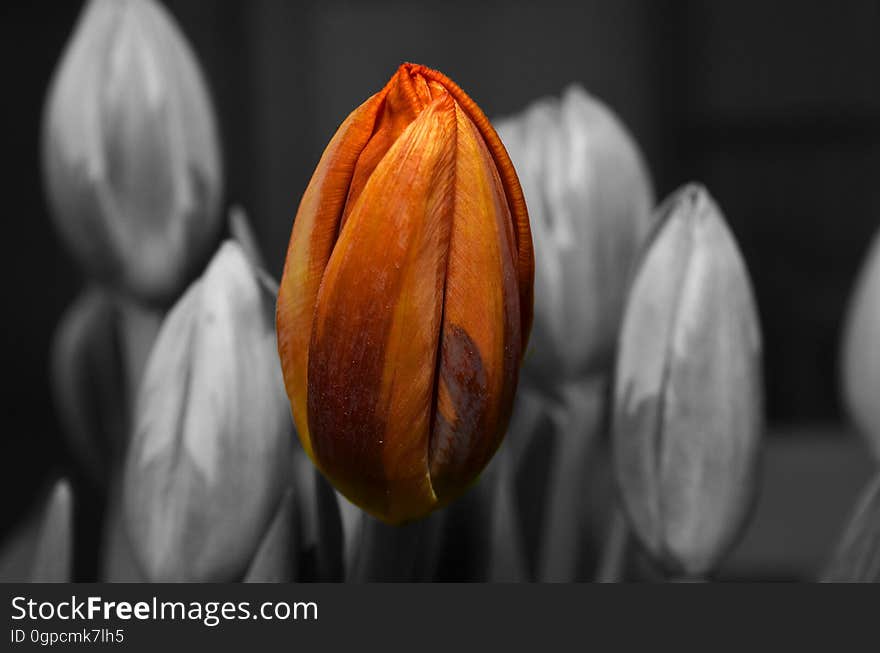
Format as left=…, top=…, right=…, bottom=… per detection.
left=51, top=288, right=126, bottom=484
left=124, top=241, right=291, bottom=581
left=30, top=479, right=75, bottom=582
left=276, top=63, right=534, bottom=525
left=0, top=479, right=74, bottom=582
left=42, top=0, right=223, bottom=305
left=842, top=229, right=880, bottom=460
left=495, top=85, right=653, bottom=392
left=613, top=185, right=763, bottom=577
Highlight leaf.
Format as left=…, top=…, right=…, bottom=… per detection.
left=245, top=488, right=297, bottom=583
left=823, top=474, right=880, bottom=582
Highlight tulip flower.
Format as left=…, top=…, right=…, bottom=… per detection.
left=495, top=84, right=653, bottom=391
left=842, top=229, right=880, bottom=460
left=491, top=86, right=653, bottom=581
left=123, top=241, right=292, bottom=581
left=51, top=288, right=127, bottom=485
left=42, top=0, right=222, bottom=305
left=29, top=480, right=75, bottom=582
left=613, top=184, right=763, bottom=578
left=277, top=63, right=534, bottom=525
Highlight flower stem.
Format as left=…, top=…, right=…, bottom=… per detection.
left=595, top=507, right=628, bottom=582
left=346, top=511, right=444, bottom=582
left=536, top=377, right=606, bottom=582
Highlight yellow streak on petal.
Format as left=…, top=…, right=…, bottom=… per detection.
left=308, top=93, right=457, bottom=524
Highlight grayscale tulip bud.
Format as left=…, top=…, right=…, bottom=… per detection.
left=842, top=229, right=880, bottom=460
left=123, top=241, right=291, bottom=581
left=42, top=0, right=222, bottom=305
left=495, top=84, right=653, bottom=392
left=613, top=185, right=763, bottom=577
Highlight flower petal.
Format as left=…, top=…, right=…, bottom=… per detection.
left=429, top=106, right=521, bottom=502
left=307, top=93, right=457, bottom=524
left=277, top=93, right=383, bottom=461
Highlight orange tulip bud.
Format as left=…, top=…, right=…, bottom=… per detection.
left=277, top=64, right=534, bottom=525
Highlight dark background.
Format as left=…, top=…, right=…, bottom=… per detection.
left=2, top=1, right=878, bottom=541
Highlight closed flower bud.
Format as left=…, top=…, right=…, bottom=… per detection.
left=495, top=85, right=653, bottom=390
left=30, top=479, right=75, bottom=582
left=613, top=185, right=763, bottom=577
left=51, top=287, right=126, bottom=485
left=43, top=0, right=222, bottom=305
left=124, top=241, right=291, bottom=581
left=276, top=63, right=534, bottom=525
left=0, top=479, right=74, bottom=582
left=842, top=229, right=880, bottom=460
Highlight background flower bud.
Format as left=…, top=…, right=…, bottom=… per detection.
left=124, top=241, right=291, bottom=581
left=29, top=479, right=74, bottom=582
left=495, top=85, right=653, bottom=391
left=276, top=63, right=534, bottom=525
left=841, top=228, right=880, bottom=460
left=0, top=479, right=73, bottom=582
left=493, top=85, right=654, bottom=581
left=42, top=0, right=222, bottom=305
left=613, top=184, right=763, bottom=577
left=51, top=287, right=126, bottom=485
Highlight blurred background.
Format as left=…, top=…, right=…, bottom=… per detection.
left=3, top=0, right=879, bottom=578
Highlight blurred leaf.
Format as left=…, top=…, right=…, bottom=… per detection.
left=100, top=472, right=143, bottom=582
left=245, top=488, right=297, bottom=583
left=229, top=204, right=266, bottom=272
left=292, top=449, right=343, bottom=581
left=823, top=473, right=880, bottom=582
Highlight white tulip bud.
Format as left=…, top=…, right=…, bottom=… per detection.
left=495, top=85, right=653, bottom=392
left=42, top=0, right=222, bottom=305
left=123, top=241, right=291, bottom=581
left=842, top=229, right=880, bottom=460
left=613, top=185, right=763, bottom=577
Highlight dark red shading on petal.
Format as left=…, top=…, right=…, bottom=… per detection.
left=276, top=93, right=384, bottom=460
